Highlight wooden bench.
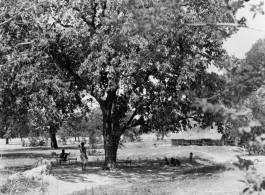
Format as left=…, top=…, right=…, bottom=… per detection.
left=51, top=153, right=77, bottom=165
left=56, top=157, right=77, bottom=165
left=116, top=160, right=132, bottom=166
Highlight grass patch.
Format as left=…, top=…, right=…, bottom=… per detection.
left=0, top=154, right=49, bottom=194
left=0, top=140, right=243, bottom=195
left=66, top=163, right=233, bottom=195
left=67, top=182, right=170, bottom=195
left=0, top=155, right=4, bottom=169
left=0, top=176, right=40, bottom=195
left=183, top=164, right=227, bottom=175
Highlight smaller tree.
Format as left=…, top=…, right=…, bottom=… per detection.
left=58, top=106, right=103, bottom=147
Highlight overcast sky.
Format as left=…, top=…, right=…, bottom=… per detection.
left=208, top=1, right=265, bottom=73
left=223, top=1, right=265, bottom=58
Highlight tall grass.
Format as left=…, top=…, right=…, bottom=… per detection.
left=0, top=154, right=4, bottom=169
left=0, top=176, right=41, bottom=194
left=0, top=155, right=48, bottom=195
left=0, top=154, right=7, bottom=186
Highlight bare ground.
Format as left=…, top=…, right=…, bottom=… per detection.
left=1, top=138, right=263, bottom=195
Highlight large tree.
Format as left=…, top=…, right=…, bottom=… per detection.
left=0, top=0, right=85, bottom=147
left=36, top=0, right=236, bottom=169
left=0, top=0, right=240, bottom=168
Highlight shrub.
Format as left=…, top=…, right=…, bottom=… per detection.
left=23, top=137, right=47, bottom=147
left=0, top=155, right=4, bottom=170
left=0, top=176, right=42, bottom=194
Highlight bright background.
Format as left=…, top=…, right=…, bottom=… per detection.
left=208, top=1, right=265, bottom=73
left=223, top=1, right=265, bottom=58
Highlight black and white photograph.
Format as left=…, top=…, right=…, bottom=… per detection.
left=0, top=0, right=265, bottom=194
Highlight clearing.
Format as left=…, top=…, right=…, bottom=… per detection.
left=1, top=138, right=264, bottom=195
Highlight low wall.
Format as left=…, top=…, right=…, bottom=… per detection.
left=171, top=139, right=224, bottom=146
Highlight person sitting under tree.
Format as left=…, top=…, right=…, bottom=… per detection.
left=176, top=159, right=181, bottom=166
left=171, top=157, right=176, bottom=166
left=59, top=149, right=70, bottom=165
left=164, top=157, right=169, bottom=165
left=60, top=149, right=70, bottom=159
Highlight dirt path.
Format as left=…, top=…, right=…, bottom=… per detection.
left=0, top=139, right=250, bottom=195
left=45, top=159, right=245, bottom=195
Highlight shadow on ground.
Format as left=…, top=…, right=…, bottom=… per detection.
left=1, top=146, right=80, bottom=152
left=1, top=152, right=53, bottom=159
left=51, top=156, right=229, bottom=184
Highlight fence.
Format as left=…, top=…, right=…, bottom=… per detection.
left=123, top=139, right=171, bottom=148
left=171, top=139, right=236, bottom=146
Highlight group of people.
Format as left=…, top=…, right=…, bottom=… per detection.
left=163, top=157, right=181, bottom=166
left=60, top=142, right=88, bottom=171
left=162, top=152, right=193, bottom=166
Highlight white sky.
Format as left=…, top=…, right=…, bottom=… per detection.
left=223, top=1, right=265, bottom=58
left=208, top=1, right=265, bottom=73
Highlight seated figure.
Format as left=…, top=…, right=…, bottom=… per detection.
left=164, top=157, right=169, bottom=165
left=171, top=157, right=176, bottom=166
left=176, top=159, right=181, bottom=166
left=60, top=149, right=70, bottom=160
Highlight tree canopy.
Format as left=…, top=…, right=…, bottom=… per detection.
left=1, top=0, right=261, bottom=169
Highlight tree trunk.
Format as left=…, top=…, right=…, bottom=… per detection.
left=103, top=133, right=121, bottom=170
left=6, top=138, right=9, bottom=144
left=75, top=136, right=77, bottom=141
left=160, top=127, right=164, bottom=140
left=50, top=133, right=58, bottom=149
left=49, top=126, right=58, bottom=149
left=102, top=116, right=122, bottom=170
left=98, top=90, right=126, bottom=170
left=78, top=136, right=80, bottom=142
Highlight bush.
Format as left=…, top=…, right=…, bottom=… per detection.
left=87, top=144, right=104, bottom=149
left=0, top=176, right=42, bottom=194
left=22, top=137, right=47, bottom=147
left=21, top=139, right=29, bottom=147
left=0, top=155, right=4, bottom=170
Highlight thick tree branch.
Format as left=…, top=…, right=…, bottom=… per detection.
left=0, top=4, right=34, bottom=26
left=46, top=44, right=97, bottom=98
left=125, top=115, right=145, bottom=129
left=124, top=96, right=156, bottom=130
left=126, top=108, right=139, bottom=126
left=73, top=2, right=98, bottom=30
left=91, top=2, right=98, bottom=29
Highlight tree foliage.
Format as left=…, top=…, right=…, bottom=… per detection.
left=58, top=106, right=103, bottom=142
left=0, top=0, right=259, bottom=169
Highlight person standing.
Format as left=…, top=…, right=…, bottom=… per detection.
left=190, top=152, right=193, bottom=163
left=80, top=142, right=88, bottom=171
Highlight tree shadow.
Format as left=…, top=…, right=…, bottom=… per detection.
left=4, top=164, right=33, bottom=172
left=0, top=148, right=82, bottom=161
left=1, top=150, right=231, bottom=185
left=0, top=152, right=79, bottom=173
left=51, top=156, right=229, bottom=184
left=2, top=146, right=80, bottom=152
left=1, top=152, right=53, bottom=159
left=233, top=147, right=245, bottom=154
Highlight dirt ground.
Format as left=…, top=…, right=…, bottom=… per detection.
left=1, top=138, right=264, bottom=195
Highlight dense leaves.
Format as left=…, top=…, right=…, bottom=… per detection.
left=0, top=0, right=254, bottom=168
